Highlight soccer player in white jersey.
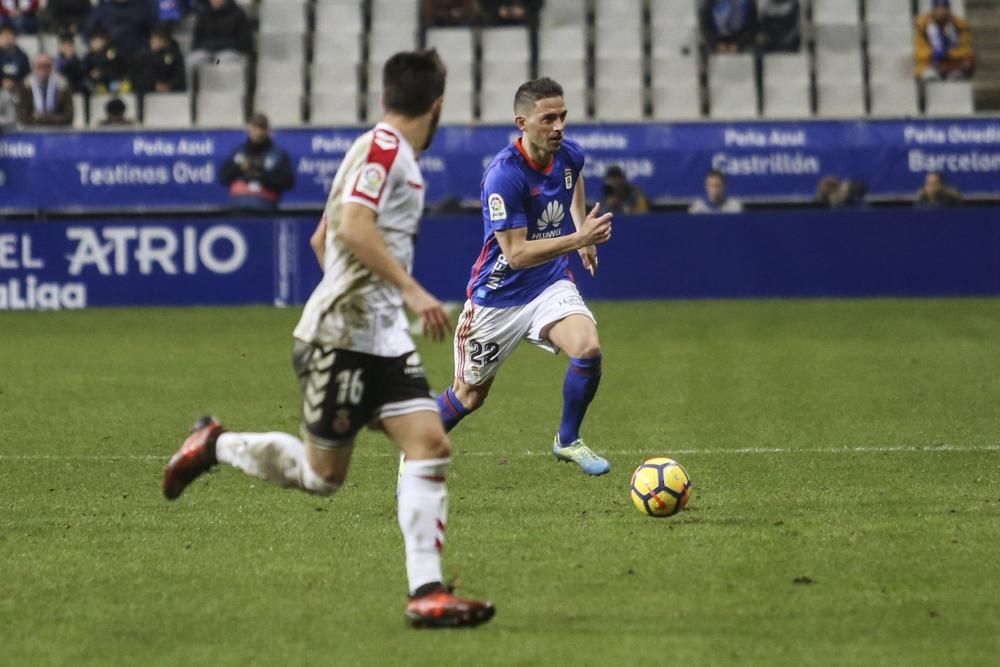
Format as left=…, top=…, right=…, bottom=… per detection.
left=439, top=77, right=614, bottom=475
left=162, top=50, right=495, bottom=629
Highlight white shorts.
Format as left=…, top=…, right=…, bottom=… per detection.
left=453, top=279, right=595, bottom=385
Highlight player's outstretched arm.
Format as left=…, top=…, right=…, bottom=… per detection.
left=337, top=203, right=451, bottom=341
left=569, top=174, right=599, bottom=277
left=495, top=202, right=612, bottom=270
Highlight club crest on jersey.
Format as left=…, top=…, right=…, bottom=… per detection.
left=356, top=163, right=387, bottom=199
left=564, top=168, right=573, bottom=189
left=537, top=200, right=564, bottom=231
left=488, top=193, right=507, bottom=221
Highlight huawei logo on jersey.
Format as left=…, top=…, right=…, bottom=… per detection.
left=537, top=200, right=564, bottom=231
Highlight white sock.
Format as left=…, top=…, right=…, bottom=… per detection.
left=216, top=432, right=338, bottom=496
left=397, top=457, right=449, bottom=595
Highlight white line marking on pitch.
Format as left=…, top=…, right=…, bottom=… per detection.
left=1, top=445, right=997, bottom=462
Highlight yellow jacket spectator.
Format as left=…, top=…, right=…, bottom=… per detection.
left=914, top=0, right=974, bottom=80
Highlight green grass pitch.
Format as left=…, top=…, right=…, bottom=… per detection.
left=1, top=299, right=999, bottom=666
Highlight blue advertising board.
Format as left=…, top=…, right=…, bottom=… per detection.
left=2, top=118, right=999, bottom=212
left=1, top=209, right=997, bottom=311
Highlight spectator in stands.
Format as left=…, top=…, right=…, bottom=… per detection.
left=43, top=0, right=93, bottom=35
left=689, top=169, right=743, bottom=214
left=98, top=95, right=134, bottom=125
left=84, top=0, right=157, bottom=60
left=815, top=175, right=841, bottom=207
left=220, top=113, right=296, bottom=212
left=602, top=165, right=650, bottom=215
left=0, top=23, right=29, bottom=82
left=157, top=0, right=195, bottom=26
left=82, top=26, right=131, bottom=95
left=700, top=0, right=757, bottom=54
left=756, top=0, right=800, bottom=53
left=187, top=0, right=252, bottom=81
left=422, top=0, right=480, bottom=27
left=481, top=0, right=543, bottom=27
left=916, top=171, right=962, bottom=208
left=133, top=23, right=186, bottom=94
left=0, top=1, right=40, bottom=34
left=56, top=32, right=86, bottom=93
left=832, top=179, right=868, bottom=209
left=15, top=52, right=74, bottom=126
left=915, top=0, right=974, bottom=81
left=0, top=72, right=18, bottom=130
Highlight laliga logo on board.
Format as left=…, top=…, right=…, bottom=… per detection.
left=537, top=200, right=564, bottom=231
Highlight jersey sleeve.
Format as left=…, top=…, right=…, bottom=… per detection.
left=482, top=162, right=527, bottom=232
left=341, top=128, right=400, bottom=213
left=563, top=139, right=586, bottom=174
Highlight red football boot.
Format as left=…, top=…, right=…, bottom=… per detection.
left=405, top=585, right=496, bottom=629
left=162, top=416, right=224, bottom=500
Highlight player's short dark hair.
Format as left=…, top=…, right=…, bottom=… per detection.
left=514, top=77, right=564, bottom=114
left=382, top=49, right=447, bottom=117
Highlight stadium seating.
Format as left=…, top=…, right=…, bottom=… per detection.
left=19, top=0, right=987, bottom=129
left=143, top=93, right=194, bottom=128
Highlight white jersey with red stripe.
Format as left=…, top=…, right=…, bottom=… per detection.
left=293, top=122, right=425, bottom=357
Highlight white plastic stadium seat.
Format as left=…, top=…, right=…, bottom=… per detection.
left=309, top=90, right=361, bottom=125
left=709, top=82, right=759, bottom=120
left=481, top=26, right=530, bottom=61
left=537, top=25, right=586, bottom=62
left=866, top=0, right=915, bottom=24
left=761, top=83, right=811, bottom=120
left=815, top=82, right=865, bottom=117
left=257, top=0, right=307, bottom=34
left=197, top=62, right=247, bottom=93
left=38, top=32, right=59, bottom=54
left=650, top=23, right=700, bottom=58
left=481, top=60, right=530, bottom=90
left=924, top=81, right=974, bottom=116
left=869, top=82, right=918, bottom=116
left=650, top=83, right=702, bottom=121
left=558, top=83, right=589, bottom=121
left=865, top=24, right=914, bottom=54
left=812, top=0, right=860, bottom=25
left=252, top=92, right=303, bottom=126
left=594, top=0, right=641, bottom=31
left=313, top=35, right=363, bottom=65
left=88, top=93, right=139, bottom=127
left=813, top=24, right=862, bottom=53
left=708, top=54, right=754, bottom=86
left=257, top=33, right=306, bottom=65
left=439, top=83, right=475, bottom=124
left=16, top=35, right=39, bottom=59
left=368, top=25, right=419, bottom=65
left=650, top=55, right=699, bottom=91
left=314, top=0, right=364, bottom=35
left=594, top=25, right=642, bottom=59
left=425, top=28, right=474, bottom=88
left=196, top=92, right=245, bottom=127
left=310, top=61, right=359, bottom=94
left=256, top=62, right=305, bottom=92
left=594, top=85, right=644, bottom=122
left=868, top=52, right=915, bottom=84
left=762, top=84, right=812, bottom=118
left=142, top=93, right=193, bottom=128
left=537, top=57, right=586, bottom=90
left=815, top=51, right=864, bottom=83
left=650, top=0, right=699, bottom=30
left=762, top=53, right=810, bottom=87
left=539, top=0, right=586, bottom=28
left=72, top=93, right=86, bottom=129
left=479, top=83, right=517, bottom=123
